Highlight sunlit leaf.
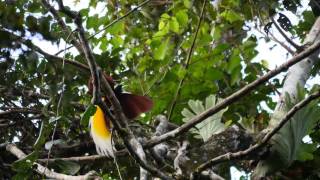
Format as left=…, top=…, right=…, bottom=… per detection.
left=182, top=95, right=227, bottom=142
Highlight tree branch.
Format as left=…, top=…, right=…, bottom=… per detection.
left=268, top=31, right=295, bottom=55
left=0, top=28, right=90, bottom=73
left=0, top=108, right=43, bottom=116
left=271, top=17, right=301, bottom=50
left=37, top=149, right=127, bottom=163
left=256, top=26, right=295, bottom=55
left=145, top=37, right=320, bottom=148
left=6, top=144, right=101, bottom=180
left=194, top=90, right=320, bottom=173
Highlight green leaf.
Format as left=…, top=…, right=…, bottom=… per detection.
left=110, top=36, right=124, bottom=48
left=228, top=54, right=241, bottom=73
left=153, top=38, right=170, bottom=60
left=169, top=17, right=180, bottom=33
left=261, top=59, right=269, bottom=69
left=81, top=105, right=97, bottom=127
left=182, top=95, right=227, bottom=141
left=86, top=14, right=98, bottom=29
left=210, top=26, right=222, bottom=40
left=230, top=66, right=241, bottom=85
left=297, top=143, right=317, bottom=161
left=177, top=68, right=187, bottom=79
left=205, top=68, right=224, bottom=80
left=183, top=0, right=191, bottom=8
left=221, top=10, right=243, bottom=23
left=158, top=20, right=166, bottom=30
left=107, top=21, right=124, bottom=35
left=54, top=160, right=81, bottom=175
left=12, top=151, right=38, bottom=172
left=176, top=10, right=188, bottom=27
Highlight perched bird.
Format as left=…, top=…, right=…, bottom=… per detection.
left=88, top=73, right=153, bottom=156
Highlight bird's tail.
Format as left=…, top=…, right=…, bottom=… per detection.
left=89, top=105, right=114, bottom=157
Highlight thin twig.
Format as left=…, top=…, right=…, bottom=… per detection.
left=271, top=17, right=301, bottom=50
left=311, top=0, right=320, bottom=10
left=88, top=0, right=151, bottom=40
left=145, top=38, right=320, bottom=148
left=194, top=90, right=320, bottom=173
left=167, top=0, right=207, bottom=120
left=111, top=130, right=124, bottom=180
left=256, top=26, right=295, bottom=55
left=269, top=32, right=295, bottom=55
left=44, top=31, right=73, bottom=175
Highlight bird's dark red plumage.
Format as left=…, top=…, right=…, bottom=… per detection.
left=88, top=73, right=153, bottom=119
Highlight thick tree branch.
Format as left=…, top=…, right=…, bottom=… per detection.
left=194, top=90, right=320, bottom=173
left=6, top=144, right=100, bottom=180
left=145, top=37, right=320, bottom=148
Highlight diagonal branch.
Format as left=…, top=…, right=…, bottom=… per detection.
left=145, top=38, right=320, bottom=148
left=6, top=144, right=100, bottom=180
left=0, top=28, right=90, bottom=73
left=268, top=31, right=295, bottom=55
left=88, top=0, right=152, bottom=40
left=194, top=90, right=320, bottom=173
left=271, top=17, right=301, bottom=50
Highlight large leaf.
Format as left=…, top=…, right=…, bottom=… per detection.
left=254, top=87, right=320, bottom=176
left=182, top=95, right=228, bottom=142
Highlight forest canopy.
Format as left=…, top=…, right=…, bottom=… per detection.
left=1, top=0, right=320, bottom=179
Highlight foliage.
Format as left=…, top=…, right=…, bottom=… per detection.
left=0, top=0, right=320, bottom=179
left=182, top=95, right=227, bottom=142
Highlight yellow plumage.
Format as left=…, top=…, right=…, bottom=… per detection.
left=89, top=105, right=114, bottom=157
